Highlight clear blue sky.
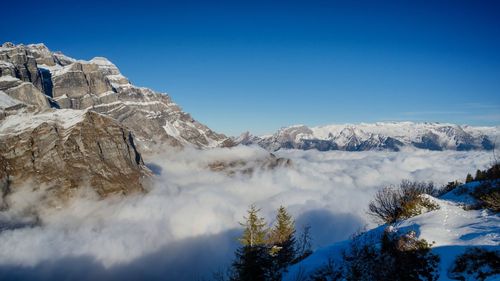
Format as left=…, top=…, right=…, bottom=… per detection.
left=2, top=0, right=500, bottom=135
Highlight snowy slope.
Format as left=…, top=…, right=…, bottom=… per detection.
left=284, top=182, right=500, bottom=281
left=0, top=90, right=20, bottom=109
left=0, top=109, right=85, bottom=135
left=240, top=123, right=499, bottom=152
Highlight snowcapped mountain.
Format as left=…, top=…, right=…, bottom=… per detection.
left=0, top=42, right=233, bottom=151
left=238, top=122, right=499, bottom=152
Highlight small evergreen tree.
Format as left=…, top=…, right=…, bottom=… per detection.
left=268, top=206, right=297, bottom=279
left=440, top=181, right=462, bottom=195
left=465, top=173, right=474, bottom=183
left=232, top=245, right=271, bottom=281
left=269, top=206, right=295, bottom=245
left=239, top=204, right=268, bottom=247
left=232, top=205, right=271, bottom=281
left=475, top=169, right=486, bottom=181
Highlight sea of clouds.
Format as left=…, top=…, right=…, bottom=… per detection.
left=0, top=146, right=494, bottom=280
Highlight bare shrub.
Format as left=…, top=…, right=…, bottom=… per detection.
left=449, top=247, right=500, bottom=281
left=472, top=181, right=500, bottom=213
left=368, top=186, right=401, bottom=224
left=308, top=258, right=342, bottom=281
left=368, top=180, right=439, bottom=224
left=342, top=229, right=439, bottom=281
left=480, top=190, right=500, bottom=212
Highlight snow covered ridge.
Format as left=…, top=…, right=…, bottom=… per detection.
left=0, top=108, right=85, bottom=134
left=238, top=122, right=499, bottom=152
left=284, top=181, right=500, bottom=281
left=0, top=42, right=232, bottom=150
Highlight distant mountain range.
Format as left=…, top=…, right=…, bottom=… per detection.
left=236, top=122, right=499, bottom=151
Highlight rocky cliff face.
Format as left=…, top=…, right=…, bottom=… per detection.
left=0, top=42, right=233, bottom=151
left=0, top=42, right=43, bottom=92
left=0, top=109, right=149, bottom=200
left=51, top=62, right=114, bottom=108
left=238, top=123, right=499, bottom=152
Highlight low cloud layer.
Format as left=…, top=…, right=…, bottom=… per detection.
left=0, top=146, right=494, bottom=280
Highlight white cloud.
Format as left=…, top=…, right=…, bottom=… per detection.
left=0, top=146, right=494, bottom=280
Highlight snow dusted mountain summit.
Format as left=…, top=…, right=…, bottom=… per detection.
left=0, top=42, right=233, bottom=151
left=239, top=122, right=499, bottom=152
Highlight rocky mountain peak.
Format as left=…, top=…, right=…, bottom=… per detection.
left=0, top=42, right=238, bottom=202
left=0, top=42, right=233, bottom=151
left=1, top=42, right=15, bottom=48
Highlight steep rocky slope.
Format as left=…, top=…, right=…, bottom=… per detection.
left=0, top=108, right=149, bottom=200
left=238, top=122, right=498, bottom=152
left=0, top=42, right=233, bottom=151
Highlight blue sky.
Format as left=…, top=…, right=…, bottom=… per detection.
left=2, top=0, right=500, bottom=135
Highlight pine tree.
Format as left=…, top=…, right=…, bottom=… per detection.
left=465, top=173, right=474, bottom=183
left=232, top=245, right=271, bottom=281
left=475, top=169, right=486, bottom=181
left=268, top=206, right=296, bottom=279
left=232, top=205, right=271, bottom=281
left=269, top=206, right=295, bottom=246
left=239, top=204, right=268, bottom=247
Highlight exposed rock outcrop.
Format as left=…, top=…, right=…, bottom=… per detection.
left=0, top=43, right=43, bottom=91
left=51, top=62, right=114, bottom=108
left=0, top=109, right=149, bottom=199
left=208, top=153, right=291, bottom=175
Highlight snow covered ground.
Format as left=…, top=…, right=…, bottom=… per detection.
left=284, top=182, right=500, bottom=281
